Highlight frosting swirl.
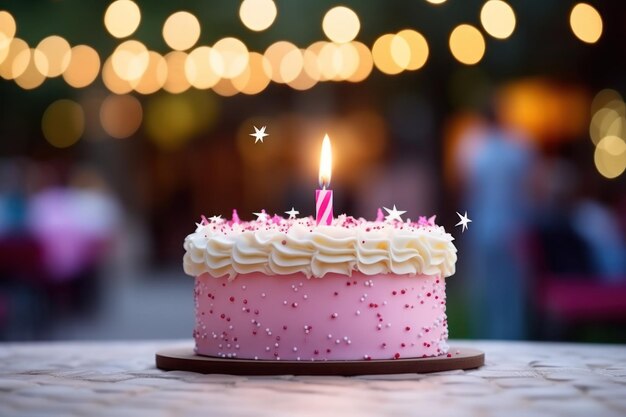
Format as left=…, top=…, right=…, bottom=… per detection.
left=183, top=214, right=457, bottom=279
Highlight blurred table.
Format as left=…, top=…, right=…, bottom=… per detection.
left=0, top=340, right=625, bottom=417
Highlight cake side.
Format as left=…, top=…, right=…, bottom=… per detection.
left=194, top=271, right=448, bottom=361
left=184, top=214, right=457, bottom=279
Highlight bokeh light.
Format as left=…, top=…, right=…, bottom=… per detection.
left=62, top=45, right=100, bottom=88
left=163, top=51, right=191, bottom=94
left=163, top=11, right=201, bottom=51
left=104, top=0, right=141, bottom=39
left=594, top=135, right=626, bottom=179
left=9, top=43, right=34, bottom=79
left=35, top=35, right=71, bottom=77
left=232, top=52, right=272, bottom=95
left=102, top=56, right=133, bottom=94
left=347, top=41, right=373, bottom=82
left=41, top=99, right=84, bottom=148
left=265, top=41, right=298, bottom=83
left=425, top=0, right=447, bottom=4
left=322, top=6, right=360, bottom=43
left=286, top=49, right=318, bottom=90
left=14, top=48, right=46, bottom=89
left=0, top=10, right=16, bottom=55
left=570, top=3, right=602, bottom=44
left=0, top=38, right=28, bottom=79
left=239, top=0, right=277, bottom=32
left=100, top=94, right=143, bottom=139
left=212, top=78, right=239, bottom=97
left=591, top=89, right=622, bottom=115
left=210, top=37, right=249, bottom=79
left=372, top=34, right=403, bottom=75
left=480, top=0, right=516, bottom=40
left=133, top=51, right=167, bottom=94
left=449, top=24, right=485, bottom=65
left=390, top=34, right=411, bottom=70
left=279, top=47, right=304, bottom=83
left=144, top=92, right=217, bottom=150
left=111, top=40, right=149, bottom=82
left=185, top=46, right=220, bottom=89
left=396, top=29, right=429, bottom=71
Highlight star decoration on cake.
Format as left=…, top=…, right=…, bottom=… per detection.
left=285, top=207, right=299, bottom=219
left=249, top=126, right=269, bottom=143
left=253, top=210, right=269, bottom=222
left=208, top=215, right=223, bottom=223
left=455, top=211, right=472, bottom=232
left=383, top=205, right=406, bottom=222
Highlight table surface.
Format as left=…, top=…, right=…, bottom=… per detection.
left=0, top=340, right=625, bottom=417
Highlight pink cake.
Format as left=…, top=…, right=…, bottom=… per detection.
left=183, top=213, right=457, bottom=361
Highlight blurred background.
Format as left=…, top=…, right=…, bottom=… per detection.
left=0, top=0, right=624, bottom=343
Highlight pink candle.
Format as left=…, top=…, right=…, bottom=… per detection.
left=316, top=134, right=333, bottom=225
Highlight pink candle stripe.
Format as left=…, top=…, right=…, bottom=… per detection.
left=316, top=189, right=333, bottom=225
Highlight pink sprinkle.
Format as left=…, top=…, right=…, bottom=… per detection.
left=200, top=215, right=209, bottom=225
left=231, top=209, right=241, bottom=224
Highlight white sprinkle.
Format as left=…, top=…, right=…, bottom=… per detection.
left=261, top=293, right=266, bottom=298
left=293, top=347, right=298, bottom=352
left=356, top=310, right=361, bottom=315
left=377, top=324, right=382, bottom=329
left=335, top=339, right=340, bottom=344
left=303, top=294, right=308, bottom=299
left=266, top=346, right=270, bottom=351
left=254, top=356, right=259, bottom=360
left=327, top=334, right=332, bottom=339
left=235, top=344, right=240, bottom=349
left=343, top=336, right=348, bottom=340
left=241, top=285, right=246, bottom=290
left=383, top=301, right=388, bottom=305
left=331, top=313, right=338, bottom=318
left=283, top=300, right=287, bottom=305
left=360, top=297, right=365, bottom=302
left=386, top=323, right=391, bottom=328
left=299, top=282, right=303, bottom=287
left=275, top=343, right=279, bottom=347
left=226, top=344, right=231, bottom=348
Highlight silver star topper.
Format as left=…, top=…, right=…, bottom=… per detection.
left=285, top=207, right=299, bottom=219
left=383, top=205, right=407, bottom=222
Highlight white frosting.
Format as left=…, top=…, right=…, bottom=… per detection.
left=183, top=215, right=457, bottom=279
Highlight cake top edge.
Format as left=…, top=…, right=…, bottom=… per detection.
left=183, top=210, right=458, bottom=280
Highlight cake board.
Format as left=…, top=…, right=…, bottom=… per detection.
left=155, top=346, right=484, bottom=376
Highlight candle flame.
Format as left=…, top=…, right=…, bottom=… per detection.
left=318, top=134, right=332, bottom=188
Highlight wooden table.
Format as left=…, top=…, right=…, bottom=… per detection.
left=0, top=340, right=625, bottom=416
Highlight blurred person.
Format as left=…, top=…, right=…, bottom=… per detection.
left=572, top=198, right=626, bottom=282
left=454, top=97, right=536, bottom=340
left=26, top=166, right=121, bottom=282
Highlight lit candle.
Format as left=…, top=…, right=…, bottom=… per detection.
left=316, top=134, right=333, bottom=225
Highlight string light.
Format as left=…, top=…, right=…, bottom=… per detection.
left=322, top=6, right=360, bottom=43
left=239, top=0, right=277, bottom=32
left=449, top=24, right=485, bottom=65
left=570, top=3, right=603, bottom=44
left=100, top=94, right=143, bottom=139
left=35, top=35, right=71, bottom=77
left=62, top=45, right=100, bottom=88
left=480, top=1, right=516, bottom=40
left=104, top=0, right=141, bottom=39
left=163, top=11, right=201, bottom=51
left=41, top=99, right=84, bottom=148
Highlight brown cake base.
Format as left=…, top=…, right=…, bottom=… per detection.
left=155, top=346, right=484, bottom=376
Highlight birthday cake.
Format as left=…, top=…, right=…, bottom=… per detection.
left=183, top=211, right=457, bottom=361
